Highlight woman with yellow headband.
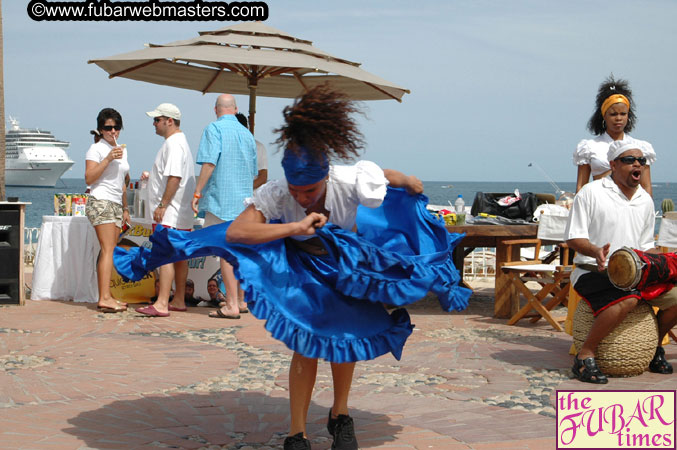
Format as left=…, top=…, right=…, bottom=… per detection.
left=574, top=75, right=655, bottom=195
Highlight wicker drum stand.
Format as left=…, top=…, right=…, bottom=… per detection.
left=572, top=300, right=658, bottom=377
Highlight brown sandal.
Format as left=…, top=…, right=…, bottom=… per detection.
left=209, top=309, right=240, bottom=319
left=97, top=304, right=126, bottom=313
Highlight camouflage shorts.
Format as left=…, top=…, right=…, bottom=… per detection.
left=86, top=197, right=123, bottom=228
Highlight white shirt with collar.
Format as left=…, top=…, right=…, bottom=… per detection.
left=148, top=132, right=196, bottom=230
left=565, top=176, right=655, bottom=285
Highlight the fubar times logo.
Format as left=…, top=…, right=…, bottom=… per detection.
left=556, top=390, right=676, bottom=449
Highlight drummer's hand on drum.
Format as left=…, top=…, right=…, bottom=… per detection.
left=596, top=243, right=611, bottom=270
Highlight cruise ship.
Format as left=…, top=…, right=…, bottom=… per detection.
left=4, top=117, right=74, bottom=187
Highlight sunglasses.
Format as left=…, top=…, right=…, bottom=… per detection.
left=153, top=117, right=167, bottom=123
left=616, top=156, right=647, bottom=166
left=101, top=125, right=122, bottom=131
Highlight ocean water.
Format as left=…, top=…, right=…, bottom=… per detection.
left=7, top=178, right=677, bottom=230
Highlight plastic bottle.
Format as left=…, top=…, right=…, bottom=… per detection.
left=454, top=195, right=465, bottom=214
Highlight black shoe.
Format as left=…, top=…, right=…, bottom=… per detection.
left=283, top=432, right=311, bottom=450
left=572, top=355, right=608, bottom=384
left=327, top=409, right=358, bottom=450
left=649, top=346, right=674, bottom=374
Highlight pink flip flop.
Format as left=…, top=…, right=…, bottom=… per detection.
left=135, top=305, right=170, bottom=317
left=168, top=305, right=188, bottom=312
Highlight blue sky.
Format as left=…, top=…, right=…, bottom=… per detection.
left=4, top=0, right=677, bottom=183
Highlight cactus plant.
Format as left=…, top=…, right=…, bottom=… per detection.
left=662, top=198, right=674, bottom=215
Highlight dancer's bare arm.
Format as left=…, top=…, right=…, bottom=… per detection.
left=383, top=169, right=424, bottom=195
left=227, top=205, right=327, bottom=245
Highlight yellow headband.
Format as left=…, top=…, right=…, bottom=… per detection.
left=601, top=94, right=630, bottom=116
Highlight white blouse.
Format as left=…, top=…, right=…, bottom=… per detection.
left=245, top=160, right=388, bottom=238
left=85, top=140, right=129, bottom=204
left=573, top=133, right=656, bottom=177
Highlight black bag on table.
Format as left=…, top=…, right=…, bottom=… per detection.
left=470, top=192, right=538, bottom=221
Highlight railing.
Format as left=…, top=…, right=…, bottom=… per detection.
left=463, top=247, right=496, bottom=279
left=461, top=244, right=559, bottom=280
left=24, top=227, right=41, bottom=266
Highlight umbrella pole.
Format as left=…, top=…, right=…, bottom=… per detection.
left=248, top=84, right=257, bottom=135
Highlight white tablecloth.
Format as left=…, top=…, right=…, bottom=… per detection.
left=30, top=216, right=215, bottom=303
left=657, top=217, right=677, bottom=249
left=31, top=216, right=100, bottom=302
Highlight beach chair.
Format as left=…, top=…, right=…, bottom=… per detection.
left=500, top=239, right=573, bottom=331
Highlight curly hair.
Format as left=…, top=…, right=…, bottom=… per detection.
left=587, top=75, right=636, bottom=135
left=274, top=84, right=365, bottom=162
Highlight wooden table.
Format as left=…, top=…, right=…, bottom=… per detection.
left=447, top=224, right=539, bottom=318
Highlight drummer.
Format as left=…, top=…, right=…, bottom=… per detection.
left=565, top=138, right=677, bottom=384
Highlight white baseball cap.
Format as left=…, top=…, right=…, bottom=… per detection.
left=146, top=103, right=181, bottom=120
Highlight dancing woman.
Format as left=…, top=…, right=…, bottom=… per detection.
left=115, top=86, right=470, bottom=449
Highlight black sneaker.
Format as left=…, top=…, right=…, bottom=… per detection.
left=327, top=409, right=358, bottom=450
left=283, top=432, right=311, bottom=450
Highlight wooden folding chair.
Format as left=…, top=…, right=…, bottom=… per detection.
left=500, top=239, right=573, bottom=331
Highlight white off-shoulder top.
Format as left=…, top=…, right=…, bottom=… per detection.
left=573, top=133, right=656, bottom=177
left=245, top=160, right=388, bottom=238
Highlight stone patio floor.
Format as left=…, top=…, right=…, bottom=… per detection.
left=1, top=279, right=675, bottom=449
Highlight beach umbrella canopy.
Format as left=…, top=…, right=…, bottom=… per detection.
left=88, top=22, right=409, bottom=133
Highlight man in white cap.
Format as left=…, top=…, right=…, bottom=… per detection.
left=565, top=138, right=677, bottom=383
left=136, top=103, right=196, bottom=317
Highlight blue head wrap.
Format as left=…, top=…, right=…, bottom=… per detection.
left=281, top=147, right=329, bottom=186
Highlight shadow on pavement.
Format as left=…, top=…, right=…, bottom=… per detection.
left=63, top=391, right=401, bottom=449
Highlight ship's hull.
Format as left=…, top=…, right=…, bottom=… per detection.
left=5, top=159, right=74, bottom=187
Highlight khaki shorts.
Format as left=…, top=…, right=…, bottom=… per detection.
left=204, top=211, right=225, bottom=227
left=86, top=197, right=123, bottom=228
left=650, top=287, right=677, bottom=311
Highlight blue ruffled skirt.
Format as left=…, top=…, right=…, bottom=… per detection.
left=114, top=187, right=471, bottom=363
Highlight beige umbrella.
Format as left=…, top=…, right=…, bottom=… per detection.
left=88, top=22, right=409, bottom=133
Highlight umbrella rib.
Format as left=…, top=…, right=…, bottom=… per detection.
left=202, top=67, right=224, bottom=94
left=364, top=82, right=403, bottom=102
left=293, top=73, right=309, bottom=92
left=220, top=62, right=247, bottom=75
left=109, top=59, right=162, bottom=78
left=236, top=63, right=252, bottom=74
left=264, top=67, right=295, bottom=78
left=204, top=28, right=314, bottom=47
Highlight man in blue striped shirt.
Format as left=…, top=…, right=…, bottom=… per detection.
left=192, top=94, right=257, bottom=319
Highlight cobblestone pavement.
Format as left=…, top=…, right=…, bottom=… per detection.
left=1, top=282, right=675, bottom=449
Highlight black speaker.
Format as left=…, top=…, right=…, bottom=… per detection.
left=0, top=207, right=21, bottom=304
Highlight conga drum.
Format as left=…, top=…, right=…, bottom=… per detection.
left=607, top=247, right=645, bottom=291
left=607, top=247, right=677, bottom=293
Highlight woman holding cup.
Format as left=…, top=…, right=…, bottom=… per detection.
left=84, top=108, right=130, bottom=313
